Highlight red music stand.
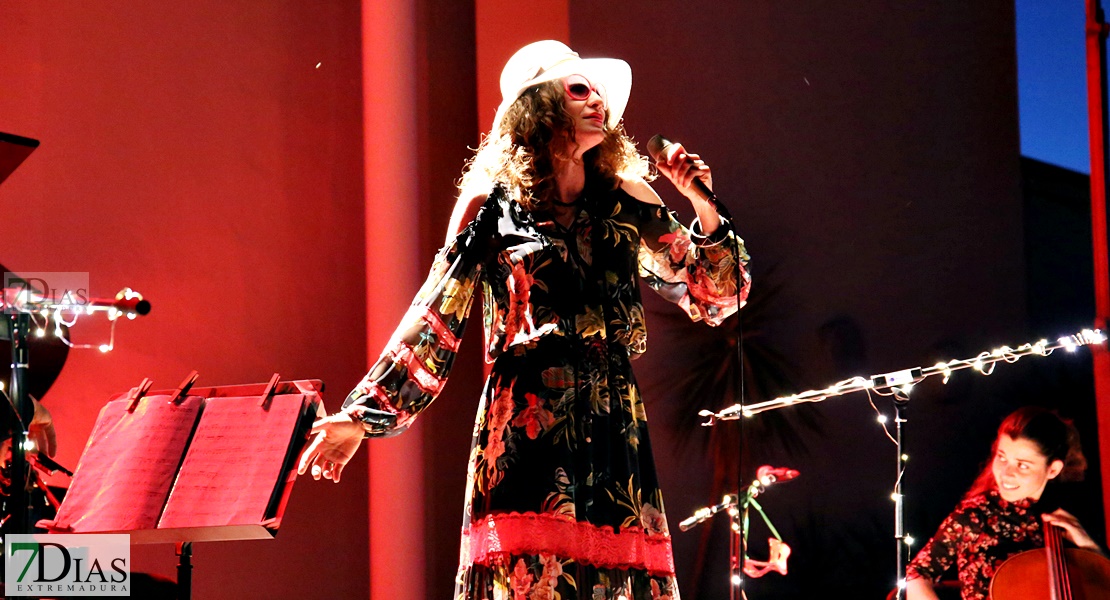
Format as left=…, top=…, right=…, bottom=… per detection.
left=38, top=374, right=324, bottom=599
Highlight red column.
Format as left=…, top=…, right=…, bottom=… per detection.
left=475, top=0, right=569, bottom=133
left=1085, top=0, right=1110, bottom=541
left=363, top=0, right=426, bottom=597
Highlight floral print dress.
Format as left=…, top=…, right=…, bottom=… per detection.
left=343, top=182, right=750, bottom=600
left=906, top=490, right=1046, bottom=600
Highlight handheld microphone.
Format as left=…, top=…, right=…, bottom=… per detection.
left=646, top=134, right=717, bottom=203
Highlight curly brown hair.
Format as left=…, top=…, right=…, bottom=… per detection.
left=458, top=80, right=652, bottom=211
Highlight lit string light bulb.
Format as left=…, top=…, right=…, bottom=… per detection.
left=934, top=362, right=953, bottom=383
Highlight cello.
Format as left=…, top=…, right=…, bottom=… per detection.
left=990, top=521, right=1110, bottom=599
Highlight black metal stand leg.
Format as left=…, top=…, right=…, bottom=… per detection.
left=176, top=541, right=192, bottom=600
left=893, top=393, right=909, bottom=600
left=8, top=313, right=32, bottom=536
left=730, top=500, right=741, bottom=600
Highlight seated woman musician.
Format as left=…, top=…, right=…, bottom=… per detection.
left=905, top=406, right=1102, bottom=600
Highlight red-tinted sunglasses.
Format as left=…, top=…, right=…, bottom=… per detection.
left=563, top=74, right=607, bottom=107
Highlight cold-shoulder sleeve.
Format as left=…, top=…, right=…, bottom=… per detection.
left=342, top=195, right=499, bottom=437
left=637, top=205, right=751, bottom=326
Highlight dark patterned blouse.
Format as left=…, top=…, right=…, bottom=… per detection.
left=907, top=489, right=1044, bottom=600
left=343, top=182, right=750, bottom=600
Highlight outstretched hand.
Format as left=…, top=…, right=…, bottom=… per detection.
left=297, top=411, right=365, bottom=483
left=1043, top=508, right=1100, bottom=551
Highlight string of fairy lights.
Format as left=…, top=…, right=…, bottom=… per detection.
left=702, top=328, right=1106, bottom=423
left=699, top=327, right=1106, bottom=594
left=3, top=287, right=147, bottom=353
left=1, top=287, right=148, bottom=454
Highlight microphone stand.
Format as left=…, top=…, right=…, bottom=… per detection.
left=650, top=137, right=749, bottom=596
left=700, top=190, right=749, bottom=600
left=6, top=312, right=34, bottom=536
left=892, top=388, right=909, bottom=600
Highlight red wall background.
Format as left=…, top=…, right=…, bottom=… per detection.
left=1, top=2, right=369, bottom=597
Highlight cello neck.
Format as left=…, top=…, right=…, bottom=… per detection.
left=1045, top=523, right=1072, bottom=600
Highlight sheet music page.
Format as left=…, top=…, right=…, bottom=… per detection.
left=157, top=394, right=305, bottom=528
left=52, top=395, right=203, bottom=532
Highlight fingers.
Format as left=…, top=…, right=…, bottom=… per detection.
left=673, top=153, right=709, bottom=188
left=663, top=142, right=685, bottom=166
left=317, top=457, right=345, bottom=483
left=297, top=432, right=324, bottom=475
left=1043, top=509, right=1079, bottom=528
left=1043, top=510, right=1099, bottom=550
left=308, top=456, right=342, bottom=481
left=300, top=412, right=364, bottom=484
left=657, top=146, right=712, bottom=195
left=297, top=432, right=352, bottom=482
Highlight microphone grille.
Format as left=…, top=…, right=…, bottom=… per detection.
left=646, top=134, right=670, bottom=162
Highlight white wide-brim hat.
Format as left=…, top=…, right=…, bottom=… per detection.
left=492, top=40, right=632, bottom=132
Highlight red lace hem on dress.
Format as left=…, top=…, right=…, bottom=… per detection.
left=460, top=511, right=676, bottom=577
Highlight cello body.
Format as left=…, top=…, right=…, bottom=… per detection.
left=990, top=529, right=1110, bottom=600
